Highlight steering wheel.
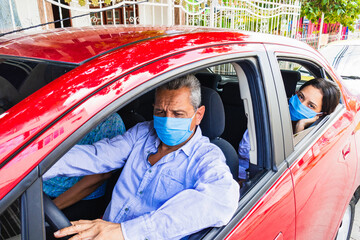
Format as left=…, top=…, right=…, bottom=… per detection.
left=43, top=193, right=71, bottom=235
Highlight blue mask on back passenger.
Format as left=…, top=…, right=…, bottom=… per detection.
left=153, top=113, right=195, bottom=146
left=289, top=94, right=319, bottom=121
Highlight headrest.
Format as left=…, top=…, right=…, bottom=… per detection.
left=199, top=87, right=225, bottom=139
left=44, top=64, right=73, bottom=84
left=280, top=70, right=301, bottom=98
left=120, top=98, right=140, bottom=113
left=0, top=76, right=20, bottom=110
left=221, top=82, right=241, bottom=105
left=195, top=73, right=221, bottom=90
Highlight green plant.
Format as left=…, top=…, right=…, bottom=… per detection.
left=301, top=0, right=360, bottom=31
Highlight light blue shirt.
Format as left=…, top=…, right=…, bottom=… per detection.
left=44, top=121, right=239, bottom=240
left=238, top=129, right=250, bottom=180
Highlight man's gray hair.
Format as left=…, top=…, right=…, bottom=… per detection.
left=156, top=74, right=201, bottom=110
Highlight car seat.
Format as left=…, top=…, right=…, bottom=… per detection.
left=0, top=76, right=21, bottom=113
left=220, top=82, right=247, bottom=149
left=137, top=89, right=155, bottom=121
left=117, top=99, right=146, bottom=130
left=195, top=73, right=221, bottom=90
left=281, top=69, right=301, bottom=98
left=18, top=63, right=47, bottom=98
left=199, top=86, right=239, bottom=180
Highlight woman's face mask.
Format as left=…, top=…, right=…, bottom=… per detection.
left=289, top=94, right=321, bottom=121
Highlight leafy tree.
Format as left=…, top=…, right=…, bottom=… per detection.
left=301, top=0, right=360, bottom=30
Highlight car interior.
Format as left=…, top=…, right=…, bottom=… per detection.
left=0, top=57, right=342, bottom=239
left=0, top=59, right=74, bottom=114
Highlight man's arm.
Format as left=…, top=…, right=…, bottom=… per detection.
left=53, top=145, right=239, bottom=240
left=122, top=151, right=239, bottom=239
left=52, top=172, right=112, bottom=210
left=43, top=122, right=150, bottom=181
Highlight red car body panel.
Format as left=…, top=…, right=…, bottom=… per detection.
left=0, top=26, right=359, bottom=239
left=291, top=111, right=358, bottom=239
left=0, top=26, right=307, bottom=64
left=225, top=170, right=296, bottom=239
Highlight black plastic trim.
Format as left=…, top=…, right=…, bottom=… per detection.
left=21, top=177, right=45, bottom=240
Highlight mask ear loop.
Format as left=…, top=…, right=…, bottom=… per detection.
left=189, top=108, right=198, bottom=132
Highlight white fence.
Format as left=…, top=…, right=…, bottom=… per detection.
left=1, top=0, right=301, bottom=38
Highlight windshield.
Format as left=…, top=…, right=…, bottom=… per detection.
left=321, top=45, right=360, bottom=79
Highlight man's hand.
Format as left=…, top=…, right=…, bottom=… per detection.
left=54, top=219, right=124, bottom=240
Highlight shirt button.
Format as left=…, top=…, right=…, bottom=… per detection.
left=139, top=191, right=143, bottom=194
left=125, top=208, right=129, bottom=211
left=148, top=170, right=152, bottom=173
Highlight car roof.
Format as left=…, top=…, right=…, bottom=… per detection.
left=0, top=26, right=317, bottom=170
left=0, top=25, right=313, bottom=64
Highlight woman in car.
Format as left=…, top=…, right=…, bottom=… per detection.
left=238, top=78, right=341, bottom=181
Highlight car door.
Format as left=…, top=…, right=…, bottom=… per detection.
left=210, top=47, right=296, bottom=240
left=266, top=44, right=359, bottom=239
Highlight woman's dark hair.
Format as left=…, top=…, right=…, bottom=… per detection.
left=299, top=78, right=340, bottom=115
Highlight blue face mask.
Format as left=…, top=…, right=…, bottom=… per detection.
left=289, top=94, right=320, bottom=121
left=153, top=112, right=196, bottom=146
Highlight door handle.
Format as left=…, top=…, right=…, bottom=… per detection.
left=342, top=143, right=351, bottom=160
left=274, top=232, right=283, bottom=240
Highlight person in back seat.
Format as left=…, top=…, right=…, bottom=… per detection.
left=238, top=78, right=340, bottom=181
left=43, top=112, right=126, bottom=221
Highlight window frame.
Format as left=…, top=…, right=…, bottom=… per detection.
left=266, top=47, right=345, bottom=167
left=0, top=167, right=44, bottom=240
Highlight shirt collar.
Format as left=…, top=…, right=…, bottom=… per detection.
left=177, top=125, right=203, bottom=157
left=150, top=121, right=161, bottom=150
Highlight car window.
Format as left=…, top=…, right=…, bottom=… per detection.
left=0, top=197, right=21, bottom=240
left=207, top=63, right=238, bottom=83
left=278, top=60, right=315, bottom=92
left=277, top=58, right=342, bottom=145
left=0, top=58, right=74, bottom=114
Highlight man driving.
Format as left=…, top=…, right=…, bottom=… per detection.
left=44, top=74, right=239, bottom=240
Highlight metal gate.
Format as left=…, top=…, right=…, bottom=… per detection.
left=1, top=0, right=301, bottom=38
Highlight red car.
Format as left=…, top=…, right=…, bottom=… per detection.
left=0, top=26, right=359, bottom=240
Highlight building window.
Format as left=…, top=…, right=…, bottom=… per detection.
left=90, top=4, right=139, bottom=25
